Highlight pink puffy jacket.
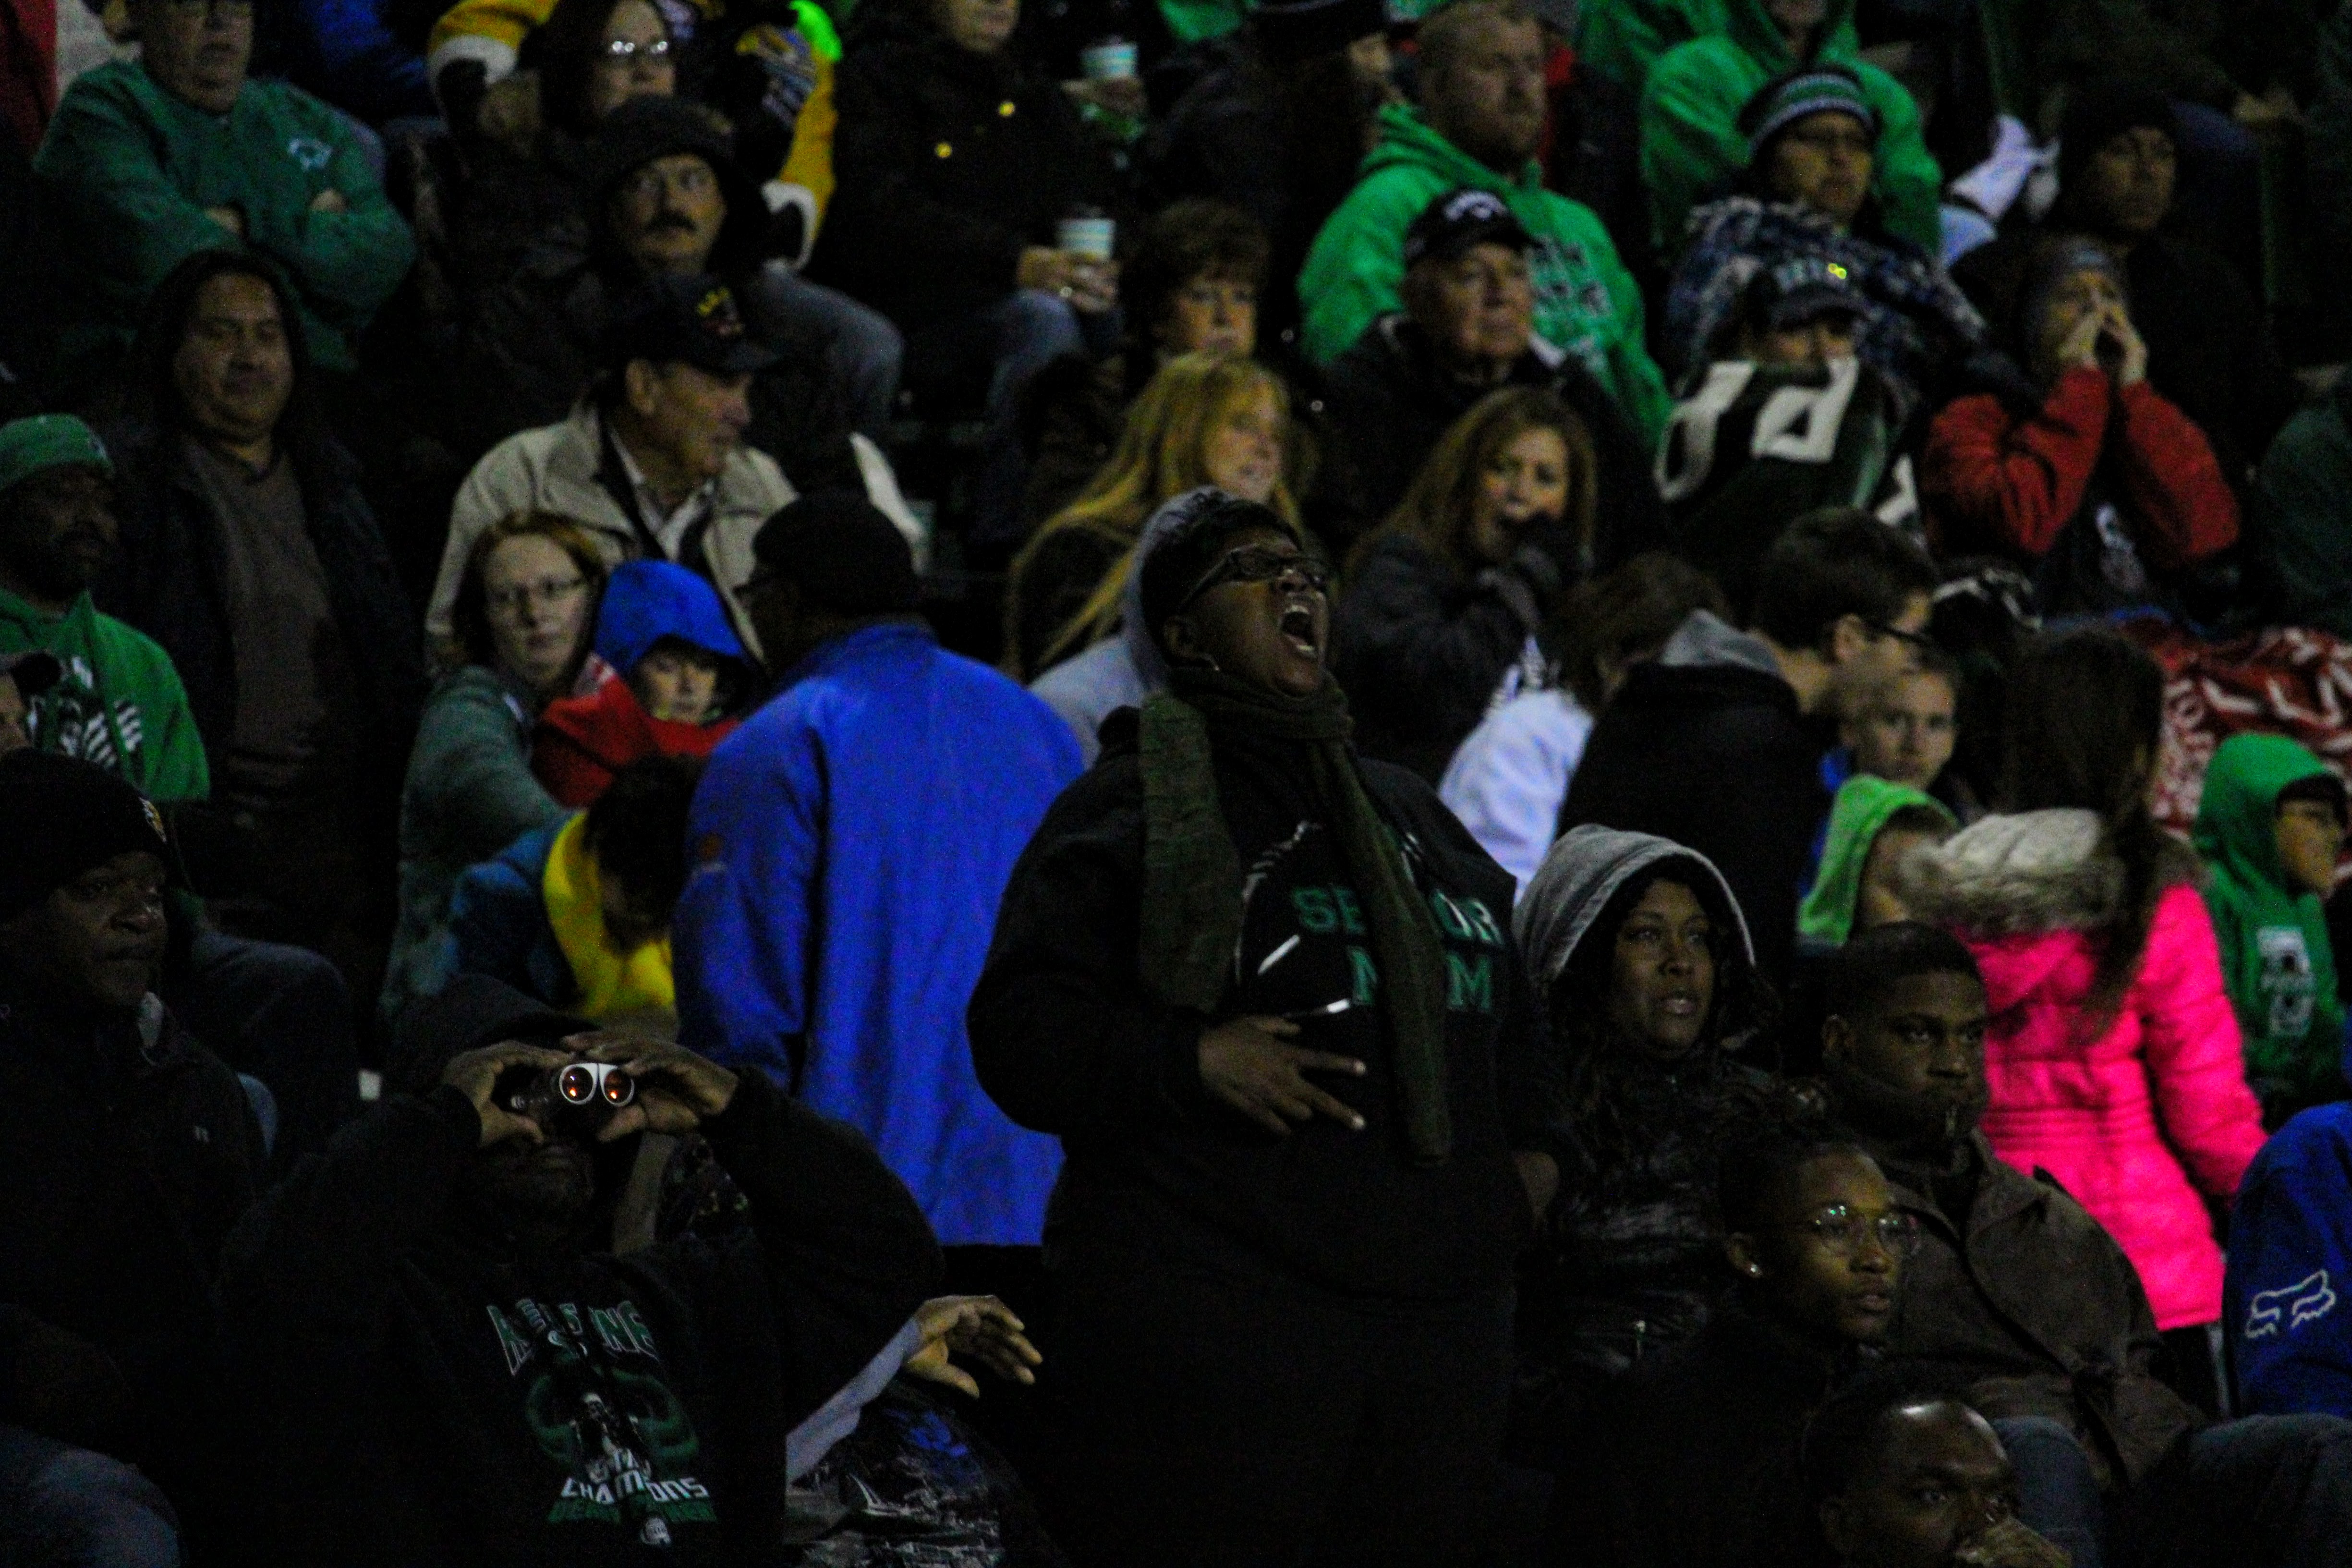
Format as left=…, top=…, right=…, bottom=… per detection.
left=1908, top=811, right=2267, bottom=1330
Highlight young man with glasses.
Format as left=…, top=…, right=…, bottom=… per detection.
left=32, top=0, right=413, bottom=385
left=1561, top=505, right=1936, bottom=985
left=1558, top=1125, right=1916, bottom=1565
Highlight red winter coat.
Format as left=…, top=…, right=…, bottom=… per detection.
left=1922, top=367, right=2239, bottom=570
left=1906, top=809, right=2266, bottom=1331
left=532, top=674, right=739, bottom=808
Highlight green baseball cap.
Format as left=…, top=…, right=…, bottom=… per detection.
left=0, top=415, right=114, bottom=500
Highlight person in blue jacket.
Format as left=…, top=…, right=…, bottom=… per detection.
left=673, top=492, right=1082, bottom=1269
left=2227, top=1094, right=2352, bottom=1416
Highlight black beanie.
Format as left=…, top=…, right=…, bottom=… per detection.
left=0, top=751, right=170, bottom=923
left=751, top=491, right=920, bottom=615
left=1137, top=495, right=1294, bottom=657
left=2057, top=81, right=2176, bottom=198
left=583, top=97, right=768, bottom=273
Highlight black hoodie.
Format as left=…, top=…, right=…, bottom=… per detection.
left=969, top=710, right=1564, bottom=1301
left=218, top=980, right=942, bottom=1566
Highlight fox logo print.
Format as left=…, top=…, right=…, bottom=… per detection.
left=2246, top=1270, right=2338, bottom=1338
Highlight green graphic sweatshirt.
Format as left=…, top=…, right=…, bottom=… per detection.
left=1637, top=0, right=1941, bottom=255
left=2194, top=732, right=2346, bottom=1108
left=0, top=586, right=211, bottom=803
left=34, top=61, right=415, bottom=375
left=1297, top=103, right=1673, bottom=444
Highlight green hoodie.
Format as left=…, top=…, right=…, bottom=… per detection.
left=1580, top=0, right=1857, bottom=97
left=1799, top=773, right=1955, bottom=948
left=2193, top=732, right=2346, bottom=1107
left=33, top=61, right=416, bottom=376
left=1637, top=0, right=1942, bottom=255
left=1297, top=103, right=1673, bottom=443
left=0, top=586, right=210, bottom=803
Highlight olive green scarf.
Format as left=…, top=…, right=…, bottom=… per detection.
left=1139, top=669, right=1454, bottom=1165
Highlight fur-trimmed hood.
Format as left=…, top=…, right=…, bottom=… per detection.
left=1900, top=808, right=2201, bottom=937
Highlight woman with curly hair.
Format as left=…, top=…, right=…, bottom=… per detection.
left=1509, top=823, right=1805, bottom=1469
left=1004, top=352, right=1298, bottom=679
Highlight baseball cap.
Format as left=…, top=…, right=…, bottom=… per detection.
left=1750, top=255, right=1867, bottom=331
left=1403, top=189, right=1534, bottom=271
left=0, top=415, right=113, bottom=500
left=604, top=273, right=779, bottom=378
left=0, top=750, right=171, bottom=924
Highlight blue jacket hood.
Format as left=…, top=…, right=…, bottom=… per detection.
left=594, top=559, right=747, bottom=675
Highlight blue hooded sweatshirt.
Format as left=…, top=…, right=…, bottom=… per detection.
left=673, top=620, right=1083, bottom=1246
left=2226, top=1101, right=2352, bottom=1416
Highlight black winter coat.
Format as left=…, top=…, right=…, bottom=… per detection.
left=0, top=967, right=261, bottom=1534
left=95, top=421, right=426, bottom=813
left=1554, top=1303, right=1863, bottom=1568
left=1320, top=313, right=1668, bottom=554
left=219, top=1035, right=941, bottom=1563
left=1332, top=531, right=1558, bottom=784
left=969, top=708, right=1563, bottom=1301
left=1557, top=652, right=1825, bottom=986
left=817, top=10, right=1110, bottom=330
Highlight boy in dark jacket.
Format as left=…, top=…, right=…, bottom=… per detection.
left=0, top=751, right=263, bottom=1561
left=1819, top=923, right=2200, bottom=1496
left=1558, top=507, right=1935, bottom=985
left=220, top=972, right=1028, bottom=1563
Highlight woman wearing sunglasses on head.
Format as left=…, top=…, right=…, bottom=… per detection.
left=970, top=493, right=1567, bottom=1568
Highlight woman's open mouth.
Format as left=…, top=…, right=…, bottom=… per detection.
left=1278, top=601, right=1319, bottom=658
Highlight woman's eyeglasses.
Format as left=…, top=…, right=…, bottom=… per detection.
left=486, top=576, right=589, bottom=616
left=1777, top=1205, right=1921, bottom=1259
left=600, top=36, right=672, bottom=60
left=1176, top=547, right=1329, bottom=613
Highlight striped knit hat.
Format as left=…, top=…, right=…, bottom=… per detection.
left=1739, top=65, right=1880, bottom=161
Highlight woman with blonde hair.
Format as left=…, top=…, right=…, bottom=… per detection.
left=381, top=511, right=608, bottom=1028
left=1333, top=386, right=1599, bottom=782
left=1005, top=352, right=1300, bottom=680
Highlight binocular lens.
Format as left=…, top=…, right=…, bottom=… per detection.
left=555, top=1062, right=636, bottom=1108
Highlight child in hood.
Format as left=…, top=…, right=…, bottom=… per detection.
left=1799, top=774, right=1955, bottom=951
left=2193, top=733, right=2349, bottom=1127
left=534, top=560, right=747, bottom=807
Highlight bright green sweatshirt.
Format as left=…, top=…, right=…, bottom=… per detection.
left=0, top=587, right=210, bottom=803
left=1637, top=0, right=1941, bottom=256
left=1799, top=773, right=1953, bottom=948
left=2194, top=732, right=2347, bottom=1108
left=1297, top=103, right=1673, bottom=445
left=33, top=61, right=416, bottom=375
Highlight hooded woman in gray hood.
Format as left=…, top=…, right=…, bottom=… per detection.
left=1510, top=824, right=1808, bottom=1468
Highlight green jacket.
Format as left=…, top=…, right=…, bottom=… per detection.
left=381, top=666, right=569, bottom=1029
left=1580, top=0, right=1863, bottom=97
left=0, top=587, right=210, bottom=803
left=2193, top=732, right=2346, bottom=1108
left=1298, top=103, right=1672, bottom=444
left=1637, top=0, right=1941, bottom=256
left=1799, top=773, right=1953, bottom=948
left=33, top=61, right=415, bottom=377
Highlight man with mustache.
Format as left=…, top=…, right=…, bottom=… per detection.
left=462, top=95, right=907, bottom=506
left=30, top=0, right=413, bottom=389
left=1819, top=922, right=2199, bottom=1512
